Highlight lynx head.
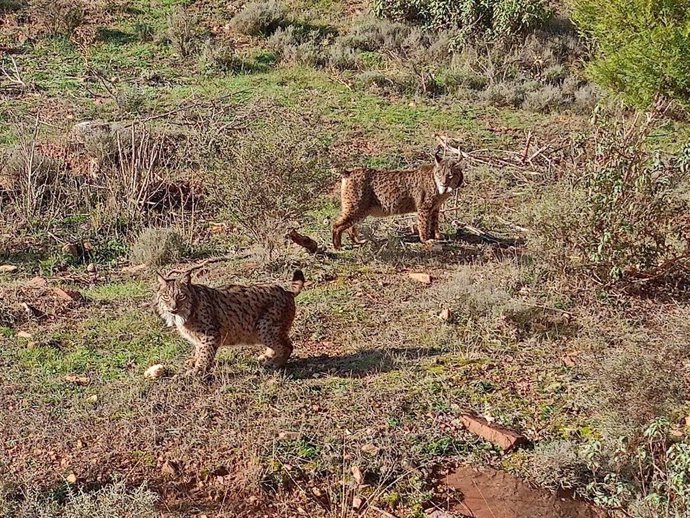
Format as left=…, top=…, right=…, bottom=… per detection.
left=156, top=271, right=193, bottom=326
left=432, top=147, right=464, bottom=195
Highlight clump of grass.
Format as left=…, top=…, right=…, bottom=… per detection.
left=129, top=227, right=184, bottom=267
left=230, top=0, right=288, bottom=37
left=167, top=6, right=204, bottom=57
left=525, top=440, right=591, bottom=491
left=522, top=84, right=565, bottom=112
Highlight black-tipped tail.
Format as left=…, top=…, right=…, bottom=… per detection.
left=291, top=269, right=305, bottom=295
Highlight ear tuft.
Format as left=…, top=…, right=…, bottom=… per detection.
left=156, top=272, right=167, bottom=288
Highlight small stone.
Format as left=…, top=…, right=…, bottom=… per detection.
left=0, top=264, right=17, bottom=273
left=86, top=394, right=98, bottom=404
left=351, top=465, right=363, bottom=485
left=64, top=374, right=90, bottom=385
left=66, top=473, right=77, bottom=484
left=361, top=444, right=380, bottom=456
left=87, top=263, right=96, bottom=273
left=352, top=495, right=364, bottom=510
left=26, top=276, right=48, bottom=289
left=144, top=364, right=168, bottom=379
left=16, top=331, right=32, bottom=339
left=161, top=460, right=179, bottom=477
left=278, top=431, right=300, bottom=440
left=439, top=308, right=453, bottom=322
left=408, top=272, right=432, bottom=284
left=54, top=287, right=82, bottom=302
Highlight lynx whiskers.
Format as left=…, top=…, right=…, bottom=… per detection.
left=156, top=269, right=305, bottom=376
left=332, top=147, right=464, bottom=249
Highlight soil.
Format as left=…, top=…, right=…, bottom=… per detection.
left=438, top=466, right=611, bottom=518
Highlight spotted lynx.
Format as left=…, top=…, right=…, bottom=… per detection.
left=156, top=269, right=305, bottom=375
left=332, top=148, right=464, bottom=249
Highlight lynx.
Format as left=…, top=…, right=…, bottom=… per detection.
left=332, top=149, right=464, bottom=249
left=155, top=269, right=305, bottom=376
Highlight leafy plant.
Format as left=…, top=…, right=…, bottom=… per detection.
left=571, top=0, right=690, bottom=110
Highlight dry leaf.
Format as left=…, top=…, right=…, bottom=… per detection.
left=64, top=374, right=90, bottom=385
left=351, top=465, right=363, bottom=485
left=0, top=265, right=18, bottom=273
left=144, top=364, right=168, bottom=379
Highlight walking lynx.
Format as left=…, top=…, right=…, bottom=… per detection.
left=332, top=148, right=464, bottom=249
left=156, top=269, right=305, bottom=376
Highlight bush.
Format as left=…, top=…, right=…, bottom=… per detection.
left=229, top=0, right=287, bottom=37
left=529, top=110, right=690, bottom=284
left=372, top=0, right=551, bottom=41
left=167, top=6, right=204, bottom=57
left=211, top=109, right=329, bottom=259
left=571, top=0, right=690, bottom=111
left=522, top=84, right=565, bottom=112
left=31, top=0, right=85, bottom=37
left=199, top=39, right=243, bottom=73
left=129, top=227, right=184, bottom=267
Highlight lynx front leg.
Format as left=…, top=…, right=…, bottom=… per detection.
left=347, top=226, right=368, bottom=246
left=417, top=208, right=433, bottom=242
left=332, top=211, right=366, bottom=249
left=430, top=208, right=442, bottom=240
left=188, top=334, right=219, bottom=376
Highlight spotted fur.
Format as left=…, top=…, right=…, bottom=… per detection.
left=156, top=269, right=305, bottom=376
left=332, top=149, right=464, bottom=249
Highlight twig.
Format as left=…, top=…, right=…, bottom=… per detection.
left=367, top=505, right=400, bottom=518
left=165, top=254, right=249, bottom=277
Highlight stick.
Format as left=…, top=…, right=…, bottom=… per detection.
left=165, top=253, right=250, bottom=277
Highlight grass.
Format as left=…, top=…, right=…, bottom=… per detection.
left=1, top=0, right=690, bottom=517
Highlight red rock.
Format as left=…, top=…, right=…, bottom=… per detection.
left=408, top=272, right=432, bottom=284
left=459, top=414, right=528, bottom=452
left=54, top=287, right=82, bottom=302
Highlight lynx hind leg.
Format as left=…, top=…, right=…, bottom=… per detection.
left=256, top=312, right=294, bottom=368
left=417, top=208, right=433, bottom=242
left=333, top=210, right=367, bottom=249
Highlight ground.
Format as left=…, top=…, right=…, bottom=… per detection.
left=1, top=0, right=689, bottom=517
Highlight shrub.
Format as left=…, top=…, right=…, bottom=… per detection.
left=372, top=0, right=551, bottom=41
left=167, top=6, right=203, bottom=57
left=32, top=0, right=85, bottom=37
left=129, top=227, right=184, bottom=267
left=526, top=440, right=591, bottom=491
left=268, top=26, right=328, bottom=67
left=522, top=84, right=565, bottom=112
left=571, top=0, right=690, bottom=111
left=211, top=109, right=329, bottom=259
left=229, top=0, right=287, bottom=37
left=529, top=110, right=690, bottom=285
left=199, top=38, right=243, bottom=73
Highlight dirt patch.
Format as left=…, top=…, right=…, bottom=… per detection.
left=437, top=466, right=609, bottom=518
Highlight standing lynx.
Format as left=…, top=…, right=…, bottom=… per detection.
left=156, top=269, right=305, bottom=376
left=332, top=148, right=464, bottom=249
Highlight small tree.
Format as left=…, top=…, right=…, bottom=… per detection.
left=571, top=0, right=690, bottom=110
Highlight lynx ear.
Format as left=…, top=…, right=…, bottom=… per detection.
left=179, top=271, right=192, bottom=286
left=434, top=145, right=444, bottom=165
left=156, top=272, right=168, bottom=288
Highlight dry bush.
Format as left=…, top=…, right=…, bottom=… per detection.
left=129, top=227, right=184, bottom=267
left=167, top=6, right=204, bottom=57
left=0, top=481, right=158, bottom=518
left=211, top=109, right=329, bottom=259
left=199, top=38, right=243, bottom=73
left=229, top=0, right=287, bottom=37
left=526, top=440, right=591, bottom=491
left=522, top=84, right=565, bottom=112
left=31, top=0, right=85, bottom=37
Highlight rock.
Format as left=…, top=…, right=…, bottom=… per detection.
left=64, top=374, right=90, bottom=385
left=459, top=414, right=528, bottom=452
left=26, top=276, right=48, bottom=289
left=65, top=473, right=77, bottom=484
left=352, top=495, right=364, bottom=510
left=122, top=264, right=148, bottom=274
left=144, top=364, right=168, bottom=379
left=86, top=394, right=98, bottom=404
left=439, top=308, right=453, bottom=322
left=21, top=302, right=45, bottom=320
left=16, top=331, right=32, bottom=339
left=408, top=272, right=432, bottom=284
left=351, top=465, right=363, bottom=485
left=26, top=341, right=38, bottom=349
left=86, top=263, right=96, bottom=273
left=161, top=460, right=179, bottom=477
left=54, top=287, right=82, bottom=303
left=278, top=431, right=300, bottom=440
left=0, top=264, right=17, bottom=273
left=426, top=511, right=457, bottom=518
left=361, top=443, right=380, bottom=456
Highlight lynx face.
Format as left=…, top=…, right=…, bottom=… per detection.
left=156, top=273, right=193, bottom=327
left=432, top=156, right=464, bottom=195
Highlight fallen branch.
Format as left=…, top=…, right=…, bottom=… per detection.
left=166, top=253, right=251, bottom=277
left=286, top=228, right=321, bottom=254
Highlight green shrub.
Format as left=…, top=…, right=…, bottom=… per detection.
left=571, top=0, right=690, bottom=110
left=372, top=0, right=551, bottom=41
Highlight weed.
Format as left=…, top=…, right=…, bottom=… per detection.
left=199, top=38, right=243, bottom=73
left=522, top=84, right=565, bottom=112
left=31, top=0, right=85, bottom=38
left=129, top=227, right=184, bottom=267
